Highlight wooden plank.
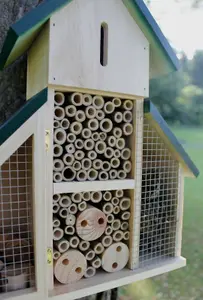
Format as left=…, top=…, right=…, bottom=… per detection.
left=175, top=165, right=184, bottom=257
left=2, top=288, right=37, bottom=300
left=50, top=257, right=186, bottom=300
left=54, top=180, right=135, bottom=194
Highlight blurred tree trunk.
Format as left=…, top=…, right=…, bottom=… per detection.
left=0, top=1, right=118, bottom=299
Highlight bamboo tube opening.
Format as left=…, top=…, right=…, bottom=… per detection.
left=76, top=170, right=87, bottom=181
left=53, top=144, right=63, bottom=157
left=104, top=147, right=114, bottom=159
left=110, top=158, right=120, bottom=169
left=104, top=102, right=115, bottom=114
left=69, top=237, right=80, bottom=248
left=92, top=132, right=100, bottom=141
left=59, top=196, right=71, bottom=208
left=75, top=150, right=85, bottom=160
left=75, top=139, right=84, bottom=150
left=59, top=208, right=69, bottom=219
left=102, top=203, right=113, bottom=215
left=53, top=172, right=62, bottom=183
left=87, top=169, right=98, bottom=181
left=121, top=148, right=131, bottom=160
left=81, top=158, right=92, bottom=170
left=88, top=150, right=97, bottom=160
left=54, top=106, right=65, bottom=120
left=53, top=194, right=61, bottom=203
left=107, top=136, right=116, bottom=147
left=65, top=144, right=75, bottom=154
left=82, top=191, right=91, bottom=201
left=65, top=105, right=77, bottom=117
left=53, top=159, right=64, bottom=171
left=84, top=139, right=95, bottom=151
left=123, top=100, right=133, bottom=111
left=83, top=94, right=93, bottom=106
left=53, top=228, right=64, bottom=241
left=100, top=118, right=113, bottom=133
left=78, top=201, right=87, bottom=212
left=91, top=191, right=102, bottom=203
left=101, top=236, right=113, bottom=247
left=67, top=133, right=76, bottom=143
left=63, top=167, right=76, bottom=181
left=54, top=120, right=60, bottom=129
left=113, top=206, right=120, bottom=214
left=65, top=214, right=76, bottom=226
left=72, top=193, right=82, bottom=203
left=54, top=92, right=65, bottom=106
left=114, top=149, right=121, bottom=158
left=103, top=191, right=112, bottom=201
left=123, top=111, right=133, bottom=123
left=84, top=267, right=96, bottom=278
left=54, top=128, right=66, bottom=145
left=113, top=230, right=124, bottom=242
left=93, top=159, right=102, bottom=170
left=98, top=171, right=109, bottom=181
left=99, top=132, right=107, bottom=141
left=112, top=98, right=121, bottom=107
left=68, top=204, right=78, bottom=215
left=123, top=161, right=132, bottom=173
left=118, top=170, right=127, bottom=179
left=105, top=226, right=113, bottom=235
left=94, top=243, right=104, bottom=254
left=121, top=212, right=131, bottom=220
left=112, top=219, right=121, bottom=231
left=70, top=93, right=83, bottom=106
left=96, top=110, right=105, bottom=121
left=116, top=138, right=125, bottom=150
left=85, top=250, right=95, bottom=261
left=109, top=170, right=117, bottom=180
left=65, top=226, right=75, bottom=235
left=55, top=239, right=70, bottom=253
left=92, top=96, right=104, bottom=109
left=53, top=218, right=60, bottom=228
left=79, top=241, right=90, bottom=252
left=88, top=119, right=99, bottom=131
left=102, top=161, right=111, bottom=172
left=121, top=222, right=129, bottom=231
left=53, top=250, right=61, bottom=260
left=61, top=118, right=70, bottom=130
left=73, top=161, right=81, bottom=171
left=111, top=197, right=119, bottom=206
left=95, top=141, right=106, bottom=154
left=91, top=257, right=102, bottom=269
left=123, top=231, right=130, bottom=241
left=120, top=198, right=131, bottom=210
left=82, top=128, right=92, bottom=139
left=107, top=214, right=114, bottom=223
left=115, top=190, right=124, bottom=198
left=86, top=106, right=97, bottom=119
left=123, top=123, right=133, bottom=136
left=63, top=154, right=74, bottom=166
left=114, top=112, right=122, bottom=123
left=113, top=127, right=122, bottom=138
left=75, top=110, right=86, bottom=123
left=70, top=122, right=83, bottom=135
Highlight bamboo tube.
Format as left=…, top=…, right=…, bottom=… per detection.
left=75, top=150, right=85, bottom=160
left=60, top=118, right=70, bottom=130
left=76, top=205, right=107, bottom=241
left=107, top=136, right=116, bottom=147
left=118, top=170, right=127, bottom=179
left=65, top=144, right=75, bottom=154
left=121, top=148, right=131, bottom=160
left=104, top=147, right=114, bottom=159
left=88, top=150, right=97, bottom=160
left=73, top=161, right=82, bottom=171
left=121, top=222, right=129, bottom=231
left=122, top=123, right=133, bottom=136
left=114, top=190, right=124, bottom=198
left=59, top=195, right=72, bottom=208
left=102, top=161, right=111, bottom=172
left=76, top=170, right=88, bottom=181
left=62, top=167, right=76, bottom=181
left=68, top=236, right=80, bottom=248
left=95, top=141, right=106, bottom=154
left=63, top=153, right=74, bottom=166
left=54, top=238, right=70, bottom=253
left=70, top=122, right=83, bottom=135
left=114, top=149, right=121, bottom=158
left=112, top=219, right=121, bottom=231
left=54, top=120, right=60, bottom=129
left=53, top=194, right=61, bottom=203
left=91, top=191, right=102, bottom=203
left=100, top=118, right=113, bottom=133
left=67, top=133, right=76, bottom=143
left=96, top=110, right=105, bottom=121
left=101, top=235, right=113, bottom=248
left=105, top=226, right=113, bottom=236
left=65, top=214, right=76, bottom=226
left=81, top=128, right=91, bottom=139
left=59, top=208, right=69, bottom=219
left=54, top=106, right=65, bottom=120
left=65, top=225, right=75, bottom=235
left=53, top=172, right=63, bottom=183
left=101, top=242, right=129, bottom=273
left=111, top=197, right=119, bottom=206
left=92, top=132, right=100, bottom=141
left=123, top=111, right=133, bottom=123
left=71, top=193, right=82, bottom=203
left=113, top=230, right=124, bottom=242
left=110, top=157, right=120, bottom=169
left=82, top=191, right=91, bottom=202
left=53, top=228, right=64, bottom=241
left=93, top=159, right=103, bottom=170
left=53, top=249, right=61, bottom=260
left=83, top=249, right=95, bottom=261
left=84, top=266, right=96, bottom=278
left=53, top=159, right=64, bottom=172
left=102, top=203, right=114, bottom=215
left=53, top=144, right=63, bottom=157
left=116, top=138, right=125, bottom=150
left=84, top=139, right=95, bottom=151
left=123, top=231, right=130, bottom=241
left=90, top=256, right=102, bottom=269
left=103, top=191, right=112, bottom=202
left=113, top=127, right=122, bottom=138
left=92, top=242, right=104, bottom=255
left=54, top=128, right=66, bottom=145
left=53, top=217, right=60, bottom=228
left=109, top=170, right=118, bottom=180
left=107, top=214, right=114, bottom=224
left=68, top=204, right=78, bottom=214
left=53, top=203, right=60, bottom=214
left=121, top=212, right=131, bottom=221
left=65, top=105, right=77, bottom=117
left=69, top=92, right=83, bottom=106
left=79, top=241, right=90, bottom=252
left=83, top=94, right=93, bottom=106
left=92, top=95, right=104, bottom=109
left=99, top=132, right=107, bottom=141
left=54, top=250, right=86, bottom=284
left=120, top=198, right=131, bottom=211
left=75, top=139, right=84, bottom=150
left=104, top=102, right=115, bottom=114
left=54, top=92, right=65, bottom=106
left=75, top=110, right=86, bottom=122
left=88, top=119, right=99, bottom=131
left=86, top=168, right=97, bottom=181
left=78, top=201, right=87, bottom=212
left=123, top=161, right=132, bottom=173
left=123, top=99, right=133, bottom=111
left=112, top=98, right=121, bottom=107
left=85, top=106, right=97, bottom=119
left=113, top=206, right=120, bottom=215
left=98, top=171, right=109, bottom=181
left=113, top=112, right=122, bottom=123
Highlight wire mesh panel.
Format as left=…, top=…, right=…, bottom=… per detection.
left=140, top=118, right=179, bottom=266
left=0, top=137, right=35, bottom=294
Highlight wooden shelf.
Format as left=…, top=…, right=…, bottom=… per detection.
left=53, top=179, right=135, bottom=194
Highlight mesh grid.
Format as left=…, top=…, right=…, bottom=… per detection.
left=0, top=137, right=35, bottom=294
left=139, top=118, right=179, bottom=266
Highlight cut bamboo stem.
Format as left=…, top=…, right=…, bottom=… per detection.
left=91, top=191, right=102, bottom=203
left=107, top=136, right=116, bottom=147
left=68, top=236, right=80, bottom=248
left=59, top=208, right=69, bottom=219
left=121, top=212, right=131, bottom=221
left=60, top=118, right=70, bottom=130
left=110, top=157, right=120, bottom=169
left=82, top=128, right=91, bottom=139
left=120, top=198, right=131, bottom=211
left=63, top=154, right=74, bottom=166
left=95, top=141, right=106, bottom=154
left=83, top=94, right=93, bottom=106
left=75, top=139, right=84, bottom=150
left=53, top=217, right=60, bottom=228
left=92, top=96, right=104, bottom=109
left=71, top=193, right=82, bottom=203
left=53, top=172, right=63, bottom=183
left=65, top=214, right=76, bottom=226
left=65, top=225, right=75, bottom=235
left=85, top=106, right=97, bottom=119
left=65, top=105, right=77, bottom=117
left=104, top=147, right=114, bottom=159
left=54, top=92, right=65, bottom=106
left=79, top=241, right=90, bottom=252
left=112, top=219, right=121, bottom=231
left=76, top=169, right=88, bottom=181
left=104, top=102, right=115, bottom=114
left=68, top=204, right=78, bottom=215
left=116, top=138, right=125, bottom=150
left=101, top=235, right=113, bottom=248
left=67, top=133, right=76, bottom=143
left=122, top=123, right=133, bottom=136
left=121, top=222, right=129, bottom=231
left=65, top=144, right=75, bottom=154
left=70, top=122, right=83, bottom=135
left=102, top=161, right=111, bottom=172
left=105, top=226, right=113, bottom=236
left=53, top=249, right=61, bottom=260
left=102, top=203, right=114, bottom=215
left=54, top=106, right=65, bottom=121
left=69, top=93, right=83, bottom=106
left=53, top=144, right=63, bottom=157
left=84, top=139, right=95, bottom=151
left=123, top=231, right=130, bottom=241
left=113, top=230, right=124, bottom=242
left=106, top=214, right=114, bottom=224
left=93, top=159, right=103, bottom=170
left=53, top=159, right=64, bottom=172
left=53, top=203, right=60, bottom=214
left=123, top=111, right=133, bottom=123
left=82, top=191, right=91, bottom=201
left=54, top=238, right=70, bottom=253
left=53, top=228, right=64, bottom=241
left=118, top=170, right=127, bottom=179
left=84, top=266, right=96, bottom=278
left=92, top=132, right=100, bottom=141
left=75, top=110, right=86, bottom=122
left=53, top=194, right=61, bottom=203
left=98, top=171, right=109, bottom=181
left=78, top=201, right=87, bottom=212
left=75, top=150, right=85, bottom=160
left=92, top=242, right=104, bottom=255
left=113, top=127, right=122, bottom=139
left=62, top=167, right=76, bottom=182
left=123, top=161, right=132, bottom=173
left=59, top=195, right=72, bottom=208
left=88, top=150, right=97, bottom=160
left=99, top=132, right=107, bottom=141
left=112, top=98, right=121, bottom=107
left=114, top=190, right=124, bottom=198
left=54, top=120, right=60, bottom=129
left=109, top=170, right=118, bottom=180
left=103, top=191, right=112, bottom=202
left=54, top=128, right=66, bottom=145
left=100, top=118, right=113, bottom=133
left=90, top=256, right=102, bottom=269
left=96, top=110, right=105, bottom=121
left=88, top=119, right=99, bottom=131
left=111, top=197, right=119, bottom=206
left=73, top=161, right=82, bottom=171
left=113, top=112, right=122, bottom=123
left=113, top=206, right=120, bottom=215
left=123, top=100, right=133, bottom=111
left=84, top=249, right=95, bottom=261
left=114, top=149, right=121, bottom=158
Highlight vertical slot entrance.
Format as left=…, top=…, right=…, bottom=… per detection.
left=100, top=23, right=108, bottom=66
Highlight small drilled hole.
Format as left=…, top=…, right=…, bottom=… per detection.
left=98, top=218, right=104, bottom=225
left=75, top=267, right=82, bottom=274
left=81, top=220, right=88, bottom=227
left=63, top=259, right=69, bottom=266
left=116, top=246, right=122, bottom=252
left=112, top=262, right=118, bottom=269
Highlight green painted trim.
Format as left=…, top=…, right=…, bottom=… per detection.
left=0, top=28, right=18, bottom=70
left=0, top=88, right=48, bottom=146
left=144, top=99, right=199, bottom=178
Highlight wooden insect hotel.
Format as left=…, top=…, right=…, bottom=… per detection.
left=0, top=0, right=199, bottom=299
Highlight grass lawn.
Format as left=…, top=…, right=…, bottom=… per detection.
left=120, top=127, right=203, bottom=300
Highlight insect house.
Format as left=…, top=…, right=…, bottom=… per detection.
left=0, top=0, right=199, bottom=299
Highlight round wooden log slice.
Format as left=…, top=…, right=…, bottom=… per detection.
left=101, top=242, right=129, bottom=273
left=54, top=250, right=87, bottom=284
left=76, top=205, right=107, bottom=241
